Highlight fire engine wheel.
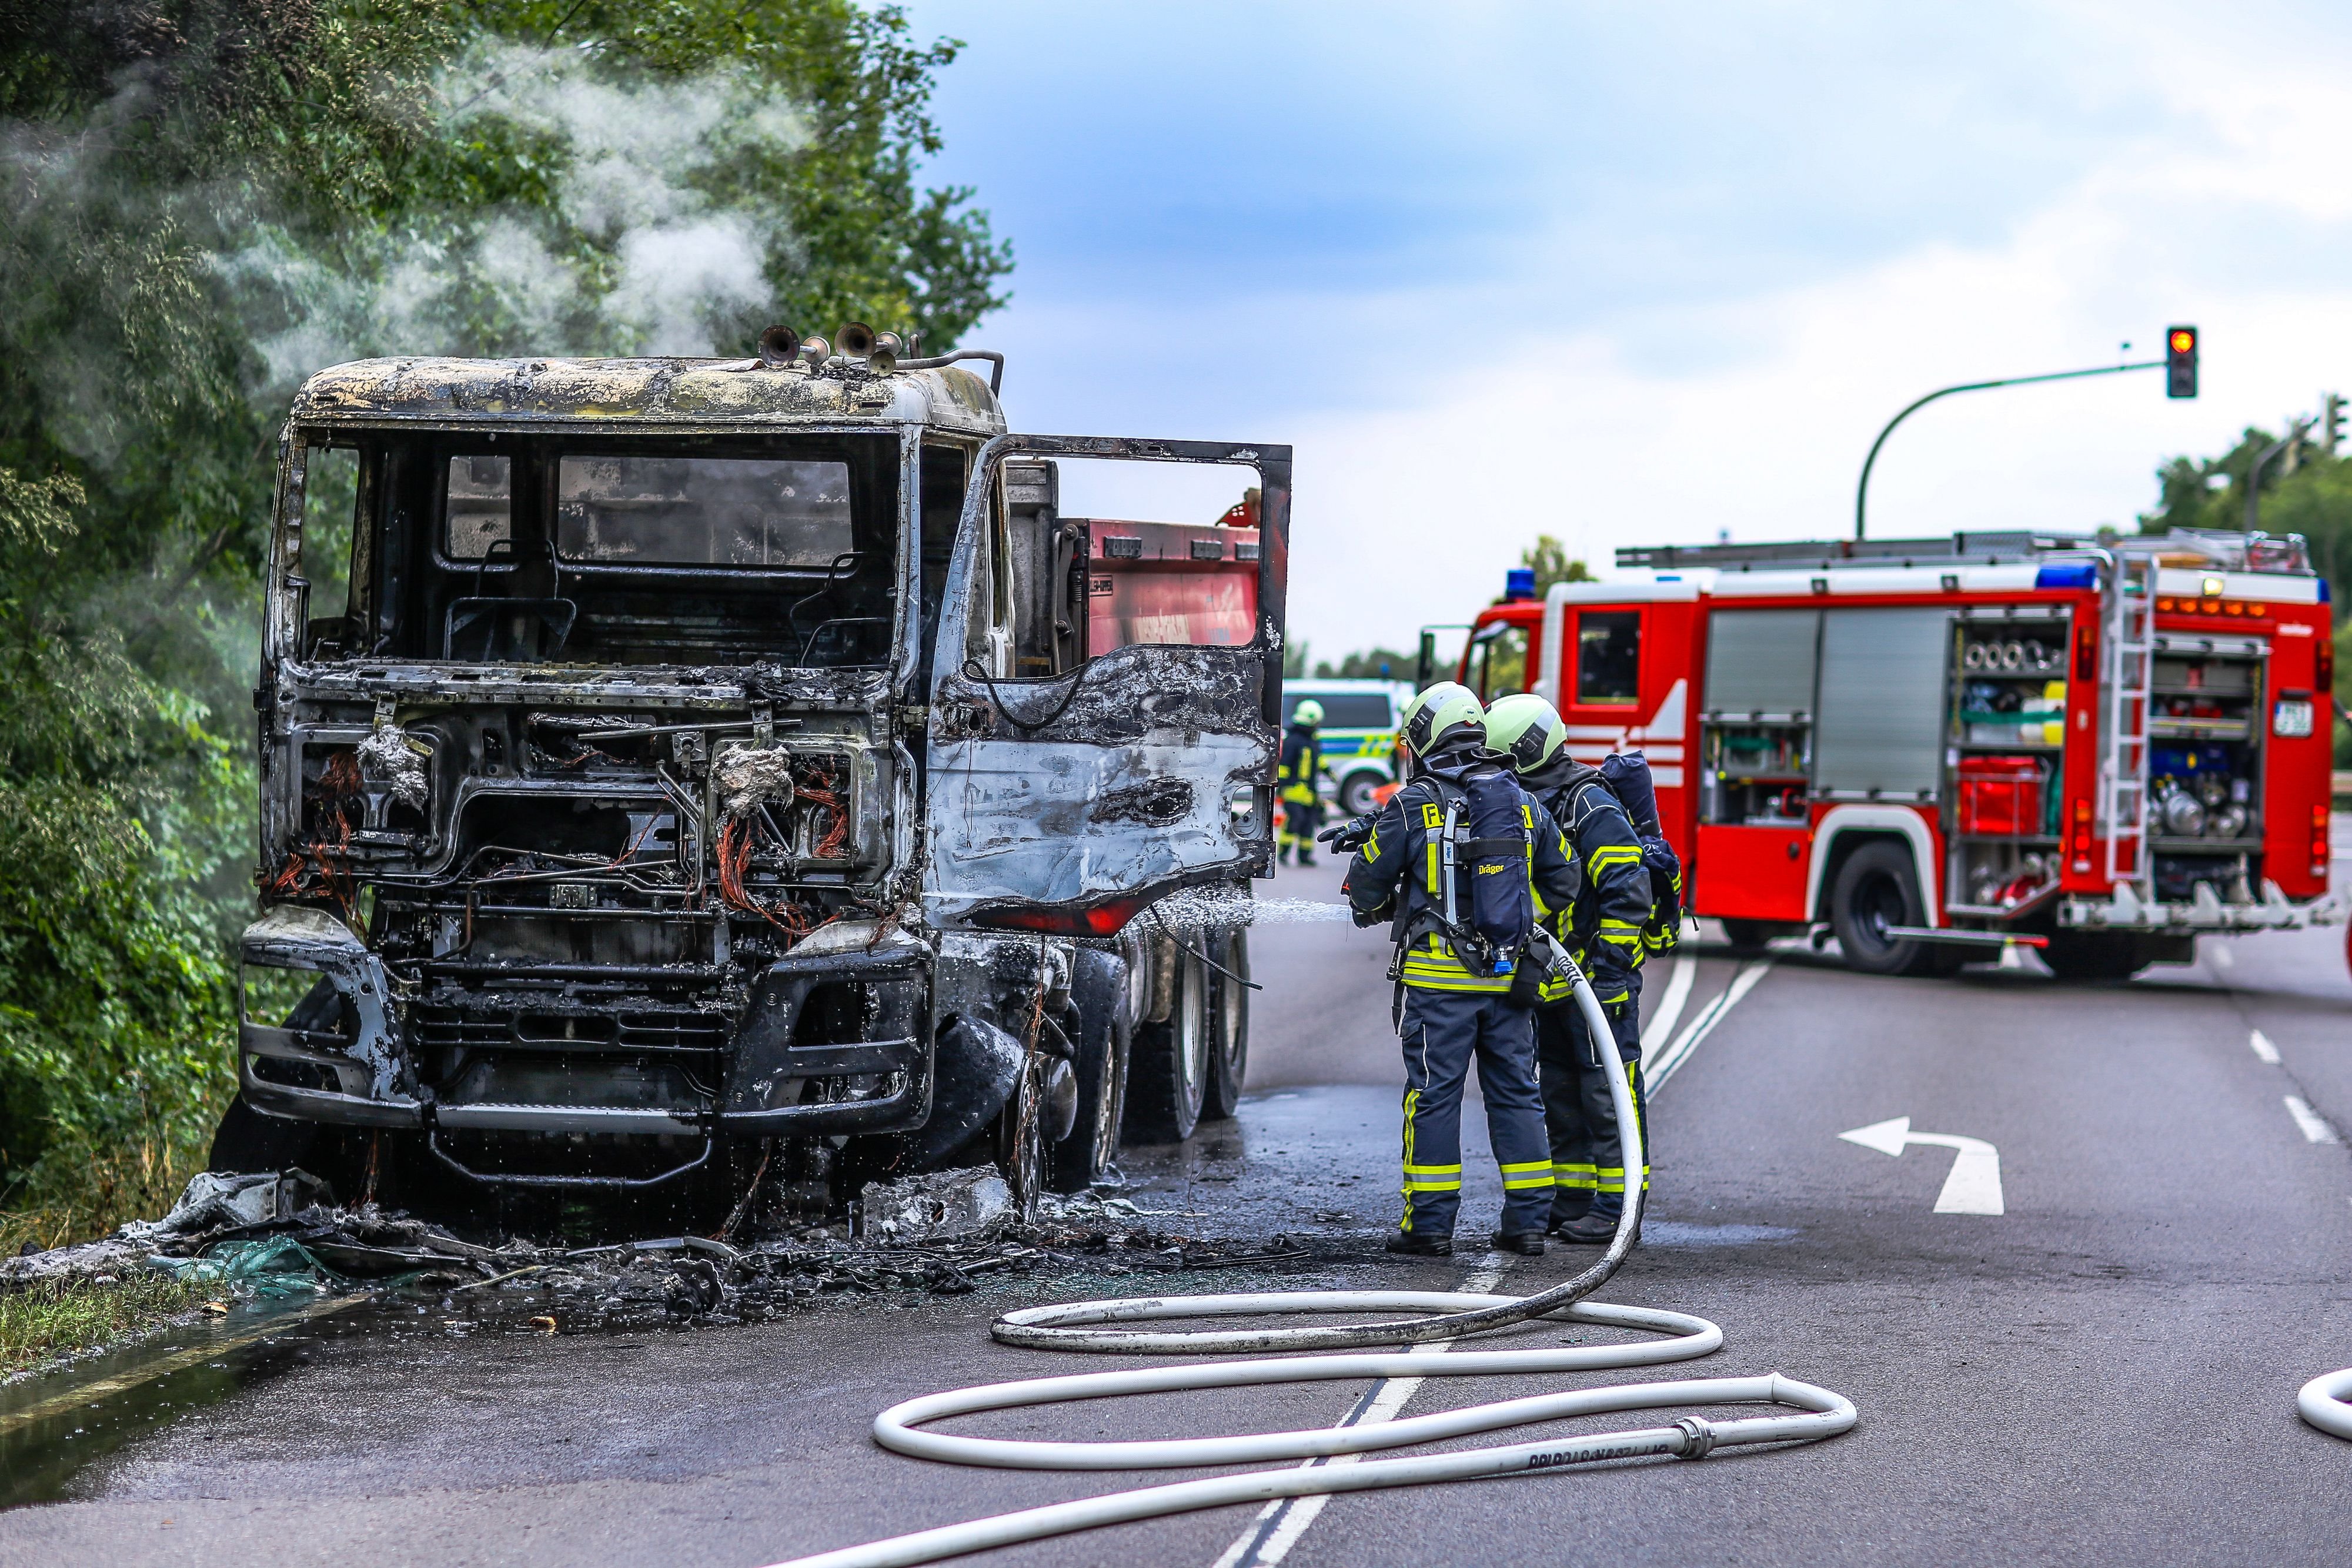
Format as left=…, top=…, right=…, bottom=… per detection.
left=1204, top=931, right=1250, bottom=1120
left=1828, top=841, right=1933, bottom=977
left=1049, top=951, right=1132, bottom=1193
left=1339, top=770, right=1387, bottom=818
left=1123, top=949, right=1210, bottom=1144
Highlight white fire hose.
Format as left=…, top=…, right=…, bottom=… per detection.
left=2300, top=1368, right=2352, bottom=1439
left=767, top=942, right=1856, bottom=1568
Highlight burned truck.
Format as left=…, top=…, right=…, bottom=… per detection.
left=228, top=330, right=1287, bottom=1214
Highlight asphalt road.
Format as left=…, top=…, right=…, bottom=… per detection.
left=6, top=849, right=2352, bottom=1567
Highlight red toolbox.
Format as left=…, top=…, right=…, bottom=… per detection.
left=1957, top=755, right=2042, bottom=835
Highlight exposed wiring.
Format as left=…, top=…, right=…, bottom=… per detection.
left=960, top=657, right=1093, bottom=733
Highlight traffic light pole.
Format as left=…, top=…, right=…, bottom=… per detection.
left=1855, top=359, right=2161, bottom=541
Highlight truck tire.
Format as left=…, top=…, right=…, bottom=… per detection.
left=2040, top=932, right=2149, bottom=982
left=1049, top=951, right=1132, bottom=1192
left=1339, top=770, right=1385, bottom=817
left=1828, top=841, right=1932, bottom=977
left=1203, top=931, right=1250, bottom=1120
left=1123, top=950, right=1208, bottom=1144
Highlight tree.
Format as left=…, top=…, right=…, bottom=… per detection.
left=1314, top=648, right=1415, bottom=680
left=0, top=0, right=1012, bottom=1242
left=1511, top=534, right=1595, bottom=601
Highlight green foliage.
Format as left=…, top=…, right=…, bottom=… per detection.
left=0, top=0, right=1009, bottom=1241
left=1512, top=534, right=1595, bottom=600
left=0, top=1269, right=211, bottom=1378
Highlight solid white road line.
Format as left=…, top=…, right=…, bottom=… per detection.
left=2249, top=1029, right=2281, bottom=1065
left=2284, top=1096, right=2341, bottom=1145
left=1648, top=959, right=1773, bottom=1092
left=1210, top=1263, right=1507, bottom=1568
left=1639, top=954, right=1696, bottom=1054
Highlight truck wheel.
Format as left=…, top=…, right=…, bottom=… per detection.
left=1828, top=841, right=1932, bottom=977
left=1123, top=950, right=1208, bottom=1143
left=1339, top=771, right=1385, bottom=817
left=1203, top=931, right=1250, bottom=1119
left=2040, top=932, right=2148, bottom=982
left=1049, top=951, right=1132, bottom=1192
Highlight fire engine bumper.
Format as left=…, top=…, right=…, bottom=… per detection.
left=2059, top=883, right=2350, bottom=935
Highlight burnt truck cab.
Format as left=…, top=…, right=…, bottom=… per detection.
left=240, top=343, right=1288, bottom=1199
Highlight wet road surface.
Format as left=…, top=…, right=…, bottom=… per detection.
left=5, top=851, right=2351, bottom=1566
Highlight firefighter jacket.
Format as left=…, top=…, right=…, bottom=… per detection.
left=1278, top=723, right=1322, bottom=805
left=1341, top=735, right=1578, bottom=994
left=1519, top=754, right=1652, bottom=1010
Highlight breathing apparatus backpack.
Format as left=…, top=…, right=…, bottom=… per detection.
left=1597, top=750, right=1683, bottom=956
left=1405, top=763, right=1536, bottom=978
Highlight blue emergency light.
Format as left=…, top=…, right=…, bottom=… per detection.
left=1504, top=568, right=1536, bottom=602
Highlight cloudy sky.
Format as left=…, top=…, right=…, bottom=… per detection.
left=900, top=0, right=2352, bottom=665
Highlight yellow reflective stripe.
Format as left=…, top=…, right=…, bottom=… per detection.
left=1426, top=840, right=1439, bottom=892
left=1498, top=1161, right=1552, bottom=1175
left=1403, top=1176, right=1462, bottom=1191
left=1502, top=1172, right=1555, bottom=1189
left=1362, top=826, right=1381, bottom=862
left=1598, top=918, right=1641, bottom=931
left=1403, top=1164, right=1462, bottom=1176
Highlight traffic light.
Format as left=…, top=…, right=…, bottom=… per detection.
left=2326, top=392, right=2344, bottom=457
left=2165, top=325, right=2198, bottom=399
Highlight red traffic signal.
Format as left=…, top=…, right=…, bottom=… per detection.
left=2166, top=325, right=2198, bottom=399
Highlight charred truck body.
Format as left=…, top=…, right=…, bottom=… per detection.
left=236, top=342, right=1285, bottom=1207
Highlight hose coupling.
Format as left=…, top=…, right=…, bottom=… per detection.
left=1672, top=1416, right=1718, bottom=1460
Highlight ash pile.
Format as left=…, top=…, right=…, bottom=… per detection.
left=3, top=1166, right=1305, bottom=1331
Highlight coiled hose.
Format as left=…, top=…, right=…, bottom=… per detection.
left=2300, top=1368, right=2352, bottom=1439
left=767, top=947, right=1856, bottom=1568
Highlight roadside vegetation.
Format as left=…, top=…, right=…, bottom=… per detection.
left=0, top=1271, right=212, bottom=1380
left=0, top=1, right=1011, bottom=1249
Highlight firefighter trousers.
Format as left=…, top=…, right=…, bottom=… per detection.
left=1396, top=987, right=1553, bottom=1237
left=1535, top=981, right=1649, bottom=1224
left=1279, top=793, right=1324, bottom=858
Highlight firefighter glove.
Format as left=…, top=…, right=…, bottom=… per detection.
left=1319, top=814, right=1376, bottom=854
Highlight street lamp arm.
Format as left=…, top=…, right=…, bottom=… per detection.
left=1855, top=360, right=2161, bottom=541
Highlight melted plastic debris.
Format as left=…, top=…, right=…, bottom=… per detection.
left=857, top=1166, right=1014, bottom=1243
left=355, top=726, right=431, bottom=808
left=715, top=745, right=797, bottom=817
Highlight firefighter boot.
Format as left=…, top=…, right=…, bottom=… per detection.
left=1547, top=1191, right=1592, bottom=1233
left=1488, top=1228, right=1546, bottom=1256
left=1557, top=1203, right=1635, bottom=1247
left=1385, top=1231, right=1453, bottom=1257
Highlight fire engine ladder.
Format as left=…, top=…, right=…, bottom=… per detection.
left=2100, top=552, right=2157, bottom=892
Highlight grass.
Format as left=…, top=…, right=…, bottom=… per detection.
left=0, top=1272, right=213, bottom=1380
left=0, top=1118, right=225, bottom=1256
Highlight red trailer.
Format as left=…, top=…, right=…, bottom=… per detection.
left=1445, top=529, right=2344, bottom=978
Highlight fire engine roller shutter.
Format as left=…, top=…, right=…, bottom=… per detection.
left=1703, top=609, right=1820, bottom=717
left=1813, top=607, right=1952, bottom=800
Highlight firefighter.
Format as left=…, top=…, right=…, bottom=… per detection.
left=1277, top=698, right=1325, bottom=865
left=1485, top=693, right=1653, bottom=1246
left=1330, top=683, right=1579, bottom=1257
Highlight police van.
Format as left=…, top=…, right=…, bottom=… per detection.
left=1281, top=678, right=1415, bottom=815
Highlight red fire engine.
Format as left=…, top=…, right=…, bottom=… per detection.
left=1443, top=529, right=2344, bottom=979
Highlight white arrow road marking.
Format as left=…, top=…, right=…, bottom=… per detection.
left=2284, top=1096, right=2341, bottom=1145
left=1839, top=1116, right=2005, bottom=1215
left=2249, top=1030, right=2281, bottom=1065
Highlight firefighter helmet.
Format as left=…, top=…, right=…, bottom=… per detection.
left=1399, top=682, right=1484, bottom=755
left=1292, top=699, right=1325, bottom=727
left=1484, top=693, right=1566, bottom=774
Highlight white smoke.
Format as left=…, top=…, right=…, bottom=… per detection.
left=219, top=41, right=809, bottom=383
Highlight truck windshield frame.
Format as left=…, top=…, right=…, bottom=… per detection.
left=298, top=428, right=904, bottom=670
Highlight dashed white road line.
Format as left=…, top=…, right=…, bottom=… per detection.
left=2284, top=1096, right=2341, bottom=1145
left=1649, top=959, right=1774, bottom=1092
left=1210, top=1262, right=1506, bottom=1568
left=2249, top=1029, right=2281, bottom=1065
